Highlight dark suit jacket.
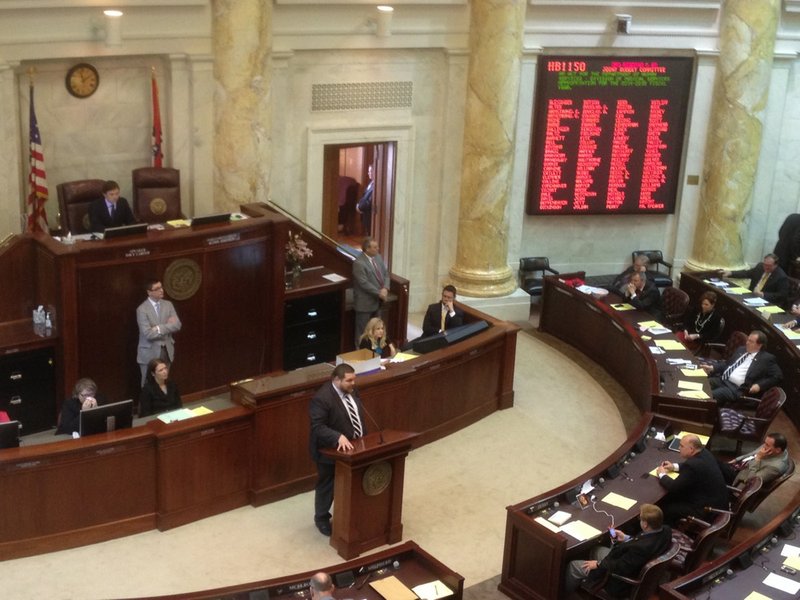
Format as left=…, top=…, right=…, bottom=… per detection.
left=590, top=526, right=672, bottom=597
left=658, top=448, right=729, bottom=515
left=421, top=302, right=465, bottom=338
left=139, top=379, right=182, bottom=417
left=88, top=197, right=136, bottom=232
left=309, top=381, right=367, bottom=464
left=710, top=347, right=783, bottom=394
left=624, top=281, right=663, bottom=321
left=730, top=264, right=790, bottom=306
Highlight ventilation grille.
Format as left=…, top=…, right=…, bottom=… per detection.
left=312, top=81, right=413, bottom=112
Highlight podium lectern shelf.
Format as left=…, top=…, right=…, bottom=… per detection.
left=321, top=429, right=419, bottom=559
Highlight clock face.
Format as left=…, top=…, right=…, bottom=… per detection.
left=66, top=63, right=99, bottom=98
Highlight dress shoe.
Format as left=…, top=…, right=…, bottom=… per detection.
left=315, top=520, right=332, bottom=536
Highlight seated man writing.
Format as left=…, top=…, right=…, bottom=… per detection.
left=719, top=431, right=790, bottom=488
left=564, top=504, right=671, bottom=597
left=656, top=434, right=729, bottom=525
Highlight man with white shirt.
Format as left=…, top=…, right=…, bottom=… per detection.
left=136, top=279, right=181, bottom=384
left=422, top=285, right=465, bottom=338
left=308, top=363, right=366, bottom=536
left=352, top=237, right=389, bottom=347
left=700, top=330, right=782, bottom=405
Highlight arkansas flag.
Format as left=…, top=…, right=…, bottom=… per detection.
left=27, top=84, right=49, bottom=233
left=151, top=70, right=163, bottom=167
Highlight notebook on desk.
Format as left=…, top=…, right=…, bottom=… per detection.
left=668, top=430, right=710, bottom=451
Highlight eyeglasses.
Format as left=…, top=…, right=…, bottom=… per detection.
left=79, top=390, right=96, bottom=398
left=149, top=286, right=163, bottom=292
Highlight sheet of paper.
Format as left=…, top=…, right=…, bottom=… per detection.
left=744, top=297, right=769, bottom=306
left=681, top=368, right=708, bottom=377
left=611, top=303, right=636, bottom=311
left=744, top=592, right=772, bottom=600
left=391, top=352, right=418, bottom=363
left=649, top=467, right=678, bottom=479
left=725, top=286, right=751, bottom=295
left=601, top=492, right=637, bottom=510
left=322, top=273, right=347, bottom=283
left=676, top=431, right=710, bottom=445
left=649, top=346, right=665, bottom=355
left=678, top=390, right=711, bottom=400
left=781, top=544, right=800, bottom=558
left=191, top=406, right=212, bottom=416
left=758, top=306, right=785, bottom=314
left=783, top=555, right=800, bottom=570
left=166, top=219, right=191, bottom=228
left=763, top=572, right=800, bottom=595
left=370, top=575, right=419, bottom=600
left=580, top=479, right=595, bottom=494
left=534, top=516, right=561, bottom=533
left=640, top=335, right=652, bottom=341
left=157, top=408, right=196, bottom=423
left=559, top=520, right=602, bottom=542
left=704, top=279, right=729, bottom=288
left=654, top=339, right=685, bottom=351
left=779, top=326, right=800, bottom=339
left=649, top=327, right=672, bottom=335
left=637, top=320, right=662, bottom=328
left=412, top=581, right=452, bottom=600
left=677, top=380, right=704, bottom=391
left=548, top=510, right=572, bottom=526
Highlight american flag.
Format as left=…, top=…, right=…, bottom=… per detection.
left=151, top=70, right=163, bottom=168
left=27, top=84, right=49, bottom=233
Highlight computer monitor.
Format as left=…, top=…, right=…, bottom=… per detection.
left=191, top=213, right=230, bottom=226
left=79, top=399, right=134, bottom=437
left=0, top=420, right=21, bottom=449
left=103, top=223, right=148, bottom=239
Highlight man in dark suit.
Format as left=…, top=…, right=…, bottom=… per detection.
left=565, top=504, right=672, bottom=597
left=700, top=330, right=782, bottom=405
left=725, top=253, right=790, bottom=306
left=623, top=271, right=663, bottom=321
left=421, top=284, right=465, bottom=338
left=656, top=434, right=729, bottom=525
left=355, top=165, right=374, bottom=236
left=309, top=363, right=366, bottom=536
left=88, top=180, right=136, bottom=233
left=352, top=237, right=389, bottom=347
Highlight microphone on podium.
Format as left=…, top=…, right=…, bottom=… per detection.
left=358, top=398, right=385, bottom=445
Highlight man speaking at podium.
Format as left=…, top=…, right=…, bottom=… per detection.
left=309, top=363, right=367, bottom=536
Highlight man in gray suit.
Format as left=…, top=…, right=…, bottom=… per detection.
left=136, top=279, right=182, bottom=384
left=352, top=237, right=389, bottom=347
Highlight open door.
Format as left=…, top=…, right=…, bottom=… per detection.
left=322, top=142, right=396, bottom=269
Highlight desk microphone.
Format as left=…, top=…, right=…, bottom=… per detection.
left=358, top=399, right=385, bottom=445
left=596, top=477, right=605, bottom=489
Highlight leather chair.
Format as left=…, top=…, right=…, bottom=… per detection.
left=131, top=167, right=182, bottom=223
left=747, top=457, right=795, bottom=515
left=632, top=250, right=673, bottom=289
left=580, top=539, right=680, bottom=600
left=519, top=257, right=559, bottom=298
left=56, top=179, right=106, bottom=235
left=670, top=512, right=730, bottom=574
left=697, top=329, right=746, bottom=361
left=661, top=287, right=690, bottom=329
left=714, top=387, right=787, bottom=455
left=702, top=477, right=763, bottom=540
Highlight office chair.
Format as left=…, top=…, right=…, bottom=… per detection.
left=661, top=287, right=690, bottom=329
left=56, top=179, right=105, bottom=234
left=631, top=250, right=673, bottom=289
left=518, top=257, right=559, bottom=298
left=714, top=387, right=787, bottom=455
left=670, top=512, right=730, bottom=574
left=131, top=167, right=183, bottom=223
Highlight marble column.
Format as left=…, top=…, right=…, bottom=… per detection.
left=686, top=0, right=780, bottom=271
left=211, top=0, right=272, bottom=211
left=448, top=0, right=526, bottom=297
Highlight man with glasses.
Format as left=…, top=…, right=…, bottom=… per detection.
left=724, top=253, right=790, bottom=306
left=136, top=279, right=181, bottom=385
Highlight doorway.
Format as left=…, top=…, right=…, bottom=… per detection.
left=322, top=142, right=396, bottom=267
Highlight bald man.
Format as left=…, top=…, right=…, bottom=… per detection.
left=656, top=434, right=729, bottom=525
left=309, top=572, right=335, bottom=600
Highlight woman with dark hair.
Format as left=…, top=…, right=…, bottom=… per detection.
left=57, top=378, right=99, bottom=435
left=678, top=291, right=723, bottom=350
left=139, top=358, right=182, bottom=417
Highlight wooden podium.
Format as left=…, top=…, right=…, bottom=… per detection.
left=322, top=429, right=419, bottom=559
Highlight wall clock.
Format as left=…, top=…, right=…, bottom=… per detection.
left=66, top=63, right=99, bottom=98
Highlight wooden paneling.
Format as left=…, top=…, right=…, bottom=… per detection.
left=0, top=237, right=35, bottom=323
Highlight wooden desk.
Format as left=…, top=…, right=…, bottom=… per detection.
left=499, top=415, right=674, bottom=600
left=141, top=540, right=464, bottom=600
left=539, top=275, right=715, bottom=427
left=659, top=489, right=800, bottom=599
left=681, top=271, right=800, bottom=427
left=231, top=305, right=519, bottom=505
